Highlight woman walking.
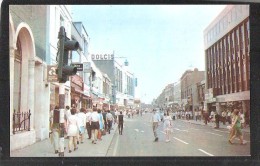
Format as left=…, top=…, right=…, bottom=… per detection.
left=97, top=109, right=104, bottom=141
left=163, top=111, right=172, bottom=142
left=229, top=109, right=246, bottom=145
left=77, top=108, right=86, bottom=144
left=90, top=107, right=100, bottom=144
left=66, top=108, right=80, bottom=153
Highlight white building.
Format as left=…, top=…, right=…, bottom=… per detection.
left=9, top=5, right=75, bottom=151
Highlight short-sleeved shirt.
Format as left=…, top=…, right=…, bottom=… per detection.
left=106, top=113, right=113, bottom=121
left=90, top=112, right=99, bottom=122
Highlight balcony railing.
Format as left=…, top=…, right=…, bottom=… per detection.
left=13, top=109, right=31, bottom=134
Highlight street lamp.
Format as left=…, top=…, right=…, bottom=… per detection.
left=114, top=56, right=129, bottom=66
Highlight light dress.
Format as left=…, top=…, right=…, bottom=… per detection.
left=77, top=112, right=86, bottom=134
left=67, top=114, right=79, bottom=137
left=98, top=113, right=104, bottom=130
left=163, top=115, right=172, bottom=131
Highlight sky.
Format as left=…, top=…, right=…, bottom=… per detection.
left=71, top=5, right=227, bottom=104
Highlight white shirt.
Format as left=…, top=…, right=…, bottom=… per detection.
left=152, top=112, right=161, bottom=122
left=106, top=113, right=113, bottom=121
left=77, top=112, right=86, bottom=127
left=85, top=112, right=92, bottom=123
left=90, top=111, right=99, bottom=122
left=64, top=109, right=71, bottom=120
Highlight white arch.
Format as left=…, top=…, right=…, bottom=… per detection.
left=15, top=22, right=36, bottom=59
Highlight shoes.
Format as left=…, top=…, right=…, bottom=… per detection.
left=165, top=140, right=170, bottom=142
left=55, top=150, right=58, bottom=154
left=69, top=150, right=72, bottom=153
left=228, top=140, right=233, bottom=144
left=81, top=142, right=84, bottom=144
left=154, top=137, right=158, bottom=142
left=241, top=141, right=247, bottom=145
left=74, top=147, right=78, bottom=151
left=77, top=141, right=79, bottom=144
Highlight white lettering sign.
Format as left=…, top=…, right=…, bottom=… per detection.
left=91, top=54, right=114, bottom=60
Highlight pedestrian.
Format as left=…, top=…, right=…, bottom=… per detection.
left=240, top=110, right=245, bottom=129
left=97, top=109, right=104, bottom=140
left=106, top=110, right=114, bottom=134
left=50, top=106, right=59, bottom=154
left=85, top=108, right=92, bottom=139
left=222, top=110, right=227, bottom=125
left=195, top=109, right=198, bottom=121
left=117, top=111, right=124, bottom=135
left=102, top=108, right=108, bottom=132
left=77, top=108, right=86, bottom=144
left=152, top=110, right=161, bottom=142
left=229, top=109, right=246, bottom=145
left=164, top=111, right=172, bottom=142
left=65, top=105, right=71, bottom=121
left=66, top=108, right=79, bottom=153
left=227, top=110, right=232, bottom=124
left=90, top=106, right=100, bottom=144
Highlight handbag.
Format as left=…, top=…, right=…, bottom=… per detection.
left=97, top=130, right=102, bottom=139
left=102, top=129, right=106, bottom=136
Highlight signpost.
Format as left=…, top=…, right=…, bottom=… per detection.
left=47, top=65, right=58, bottom=82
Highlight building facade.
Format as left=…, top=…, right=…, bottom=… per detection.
left=92, top=54, right=136, bottom=109
left=180, top=68, right=205, bottom=114
left=203, top=5, right=250, bottom=124
left=9, top=5, right=51, bottom=150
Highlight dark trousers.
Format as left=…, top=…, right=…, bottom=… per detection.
left=104, top=120, right=107, bottom=131
left=107, top=120, right=113, bottom=134
left=86, top=122, right=91, bottom=139
left=118, top=122, right=123, bottom=134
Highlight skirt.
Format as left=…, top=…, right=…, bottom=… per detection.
left=67, top=125, right=78, bottom=136
left=91, top=121, right=100, bottom=130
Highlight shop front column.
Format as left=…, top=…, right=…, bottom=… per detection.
left=10, top=47, right=15, bottom=135
left=28, top=58, right=35, bottom=130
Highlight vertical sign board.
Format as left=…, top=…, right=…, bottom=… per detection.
left=47, top=65, right=58, bottom=82
left=83, top=62, right=91, bottom=73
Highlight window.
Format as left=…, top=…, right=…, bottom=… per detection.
left=236, top=29, right=240, bottom=51
left=241, top=24, right=245, bottom=49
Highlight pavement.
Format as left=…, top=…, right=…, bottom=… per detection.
left=178, top=118, right=250, bottom=133
left=10, top=124, right=118, bottom=157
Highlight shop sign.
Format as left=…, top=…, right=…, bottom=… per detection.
left=91, top=54, right=114, bottom=60
left=83, top=62, right=91, bottom=73
left=71, top=63, right=83, bottom=71
left=47, top=65, right=58, bottom=82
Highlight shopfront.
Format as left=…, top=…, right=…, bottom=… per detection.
left=71, top=75, right=83, bottom=110
left=82, top=83, right=91, bottom=108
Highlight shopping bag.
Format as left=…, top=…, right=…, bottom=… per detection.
left=97, top=130, right=102, bottom=139
left=102, top=129, right=106, bottom=136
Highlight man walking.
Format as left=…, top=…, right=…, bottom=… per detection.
left=117, top=111, right=124, bottom=135
left=106, top=110, right=114, bottom=134
left=85, top=108, right=92, bottom=139
left=152, top=110, right=161, bottom=142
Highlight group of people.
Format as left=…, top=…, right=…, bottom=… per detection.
left=152, top=109, right=173, bottom=143
left=49, top=105, right=124, bottom=154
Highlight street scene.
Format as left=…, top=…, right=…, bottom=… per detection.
left=4, top=4, right=252, bottom=158
left=11, top=111, right=250, bottom=157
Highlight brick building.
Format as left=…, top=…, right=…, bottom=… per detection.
left=203, top=5, right=250, bottom=125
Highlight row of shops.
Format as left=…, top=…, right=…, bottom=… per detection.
left=49, top=74, right=135, bottom=111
